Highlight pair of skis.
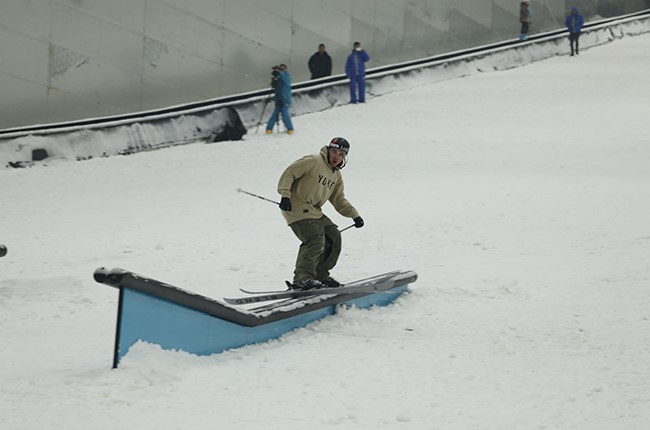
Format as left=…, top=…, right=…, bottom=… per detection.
left=223, top=271, right=407, bottom=305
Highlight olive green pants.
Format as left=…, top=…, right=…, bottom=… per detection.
left=289, top=215, right=341, bottom=283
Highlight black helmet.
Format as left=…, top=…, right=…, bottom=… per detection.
left=328, top=137, right=350, bottom=169
left=328, top=137, right=350, bottom=156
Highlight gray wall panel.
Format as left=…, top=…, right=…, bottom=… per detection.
left=293, top=1, right=324, bottom=33
left=142, top=43, right=221, bottom=101
left=49, top=55, right=142, bottom=111
left=140, top=78, right=197, bottom=112
left=349, top=18, right=376, bottom=54
left=1, top=0, right=649, bottom=129
left=375, top=1, right=406, bottom=37
left=454, top=1, right=494, bottom=28
left=351, top=0, right=379, bottom=26
left=407, top=1, right=451, bottom=32
left=144, top=1, right=224, bottom=62
left=50, top=2, right=105, bottom=59
left=320, top=4, right=354, bottom=46
left=0, top=26, right=49, bottom=85
left=97, top=25, right=143, bottom=74
left=0, top=74, right=48, bottom=126
left=0, top=0, right=51, bottom=41
left=222, top=29, right=288, bottom=89
left=56, top=0, right=146, bottom=32
left=155, top=0, right=224, bottom=27
left=258, top=0, right=294, bottom=18
left=223, top=2, right=292, bottom=54
left=372, top=29, right=407, bottom=64
left=492, top=2, right=521, bottom=39
left=46, top=86, right=115, bottom=123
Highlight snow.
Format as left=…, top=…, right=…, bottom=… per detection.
left=2, top=33, right=650, bottom=429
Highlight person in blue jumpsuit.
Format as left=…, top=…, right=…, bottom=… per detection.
left=565, top=7, right=585, bottom=56
left=345, top=42, right=370, bottom=104
left=266, top=64, right=294, bottom=134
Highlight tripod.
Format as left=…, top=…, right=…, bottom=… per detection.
left=255, top=95, right=273, bottom=134
left=255, top=71, right=282, bottom=133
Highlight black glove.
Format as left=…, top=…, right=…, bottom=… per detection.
left=353, top=216, right=364, bottom=228
left=279, top=197, right=292, bottom=212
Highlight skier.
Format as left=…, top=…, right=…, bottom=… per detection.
left=265, top=64, right=294, bottom=135
left=519, top=0, right=531, bottom=41
left=345, top=42, right=370, bottom=103
left=277, top=137, right=364, bottom=290
left=565, top=7, right=584, bottom=56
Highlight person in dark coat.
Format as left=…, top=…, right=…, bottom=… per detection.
left=308, top=44, right=332, bottom=79
left=565, top=7, right=585, bottom=56
left=345, top=41, right=370, bottom=103
left=519, top=0, right=531, bottom=41
left=265, top=64, right=294, bottom=134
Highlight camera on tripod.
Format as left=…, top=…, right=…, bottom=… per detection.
left=270, top=65, right=281, bottom=88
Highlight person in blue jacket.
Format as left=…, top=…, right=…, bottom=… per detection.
left=266, top=64, right=294, bottom=134
left=565, top=7, right=585, bottom=56
left=345, top=42, right=370, bottom=103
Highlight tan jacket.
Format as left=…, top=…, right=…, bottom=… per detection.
left=277, top=146, right=360, bottom=225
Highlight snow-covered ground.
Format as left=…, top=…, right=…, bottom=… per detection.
left=1, top=33, right=650, bottom=429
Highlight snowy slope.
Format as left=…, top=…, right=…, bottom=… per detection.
left=1, top=34, right=650, bottom=430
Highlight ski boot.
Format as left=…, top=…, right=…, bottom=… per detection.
left=291, top=279, right=325, bottom=291
left=319, top=276, right=341, bottom=288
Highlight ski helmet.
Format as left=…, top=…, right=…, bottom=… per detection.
left=328, top=137, right=350, bottom=156
left=328, top=137, right=349, bottom=169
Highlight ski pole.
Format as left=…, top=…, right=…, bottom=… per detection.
left=237, top=188, right=279, bottom=205
left=339, top=224, right=355, bottom=233
left=238, top=189, right=357, bottom=233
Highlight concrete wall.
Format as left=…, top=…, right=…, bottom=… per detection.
left=1, top=0, right=649, bottom=129
left=1, top=11, right=649, bottom=167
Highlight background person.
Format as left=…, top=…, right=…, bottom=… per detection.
left=565, top=7, right=585, bottom=56
left=520, top=1, right=531, bottom=41
left=265, top=64, right=294, bottom=134
left=345, top=41, right=370, bottom=103
left=308, top=43, right=332, bottom=79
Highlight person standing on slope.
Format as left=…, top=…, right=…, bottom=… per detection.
left=565, top=7, right=585, bottom=56
left=519, top=1, right=531, bottom=41
left=308, top=43, right=332, bottom=79
left=265, top=64, right=294, bottom=135
left=345, top=42, right=370, bottom=103
left=277, top=137, right=364, bottom=290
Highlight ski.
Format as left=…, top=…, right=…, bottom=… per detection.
left=239, top=280, right=345, bottom=295
left=239, top=284, right=290, bottom=295
left=248, top=296, right=310, bottom=314
left=224, top=287, right=344, bottom=305
left=224, top=273, right=407, bottom=306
